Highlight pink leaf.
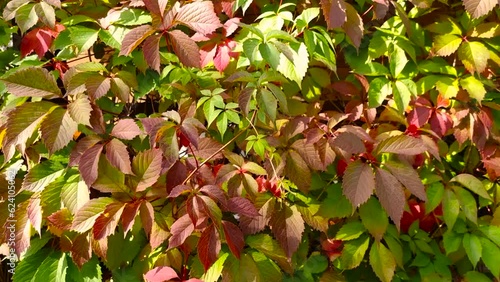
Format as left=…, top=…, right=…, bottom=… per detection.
left=111, top=119, right=142, bottom=140
left=321, top=0, right=347, bottom=29
left=40, top=107, right=78, bottom=154
left=143, top=0, right=169, bottom=17
left=105, top=139, right=133, bottom=174
left=168, top=213, right=195, bottom=249
left=79, top=143, right=104, bottom=187
left=119, top=25, right=156, bottom=56
left=227, top=197, right=260, bottom=217
left=143, top=34, right=162, bottom=72
left=27, top=198, right=42, bottom=234
left=176, top=1, right=222, bottom=35
left=69, top=135, right=102, bottom=166
left=85, top=74, right=111, bottom=100
left=144, top=266, right=179, bottom=282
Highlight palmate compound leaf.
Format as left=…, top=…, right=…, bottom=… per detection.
left=373, top=134, right=427, bottom=156
left=175, top=1, right=222, bottom=35
left=375, top=167, right=405, bottom=230
left=71, top=197, right=116, bottom=233
left=384, top=161, right=427, bottom=201
left=40, top=107, right=78, bottom=155
left=321, top=0, right=347, bottom=29
left=3, top=101, right=55, bottom=161
left=1, top=67, right=61, bottom=98
left=342, top=159, right=375, bottom=208
left=269, top=202, right=305, bottom=258
left=463, top=0, right=498, bottom=18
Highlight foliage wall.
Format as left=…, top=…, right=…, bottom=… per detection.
left=0, top=0, right=500, bottom=281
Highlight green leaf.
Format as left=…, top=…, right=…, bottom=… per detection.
left=67, top=25, right=100, bottom=55
left=369, top=241, right=396, bottom=282
left=277, top=42, right=309, bottom=86
left=368, top=77, right=392, bottom=108
left=390, top=46, right=408, bottom=78
left=453, top=186, right=477, bottom=225
left=66, top=255, right=102, bottom=282
left=15, top=3, right=38, bottom=34
left=259, top=43, right=280, bottom=70
left=216, top=112, right=228, bottom=136
left=443, top=230, right=462, bottom=255
left=223, top=253, right=262, bottom=282
left=460, top=76, right=486, bottom=102
left=450, top=174, right=492, bottom=200
left=249, top=251, right=283, bottom=280
left=2, top=67, right=62, bottom=98
left=93, top=156, right=128, bottom=193
left=61, top=174, right=90, bottom=215
left=359, top=197, right=389, bottom=240
left=71, top=197, right=116, bottom=233
left=479, top=237, right=500, bottom=278
left=392, top=79, right=414, bottom=113
left=384, top=234, right=404, bottom=268
left=464, top=271, right=491, bottom=282
left=462, top=233, right=482, bottom=268
left=131, top=149, right=163, bottom=192
left=335, top=234, right=370, bottom=269
left=13, top=248, right=52, bottom=282
left=443, top=189, right=460, bottom=229
left=22, top=160, right=66, bottom=192
left=257, top=88, right=277, bottom=121
left=317, top=183, right=353, bottom=218
left=426, top=182, right=445, bottom=214
left=432, top=34, right=462, bottom=56
left=304, top=254, right=328, bottom=274
left=457, top=41, right=490, bottom=74
left=335, top=221, right=366, bottom=241
left=478, top=225, right=500, bottom=248
left=436, top=77, right=460, bottom=98
left=32, top=252, right=67, bottom=282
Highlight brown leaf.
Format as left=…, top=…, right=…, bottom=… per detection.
left=375, top=167, right=405, bottom=230
left=331, top=132, right=366, bottom=159
left=239, top=197, right=275, bottom=234
left=71, top=232, right=92, bottom=268
left=321, top=0, right=347, bottom=29
left=86, top=74, right=111, bottom=100
left=90, top=103, right=106, bottom=134
left=119, top=25, right=156, bottom=56
left=284, top=150, right=312, bottom=193
left=226, top=197, right=260, bottom=217
left=40, top=107, right=78, bottom=154
left=143, top=34, right=162, bottom=72
left=374, top=134, right=427, bottom=156
left=342, top=160, right=375, bottom=207
left=222, top=221, right=245, bottom=259
left=143, top=0, right=169, bottom=17
left=121, top=201, right=141, bottom=235
left=192, top=137, right=224, bottom=159
left=238, top=87, right=255, bottom=116
left=269, top=202, right=305, bottom=258
left=93, top=202, right=125, bottom=240
left=197, top=223, right=221, bottom=270
left=69, top=135, right=102, bottom=166
left=175, top=1, right=222, bottom=35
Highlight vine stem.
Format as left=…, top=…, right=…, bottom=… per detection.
left=181, top=110, right=257, bottom=185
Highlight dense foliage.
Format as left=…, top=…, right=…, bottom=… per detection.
left=0, top=0, right=499, bottom=281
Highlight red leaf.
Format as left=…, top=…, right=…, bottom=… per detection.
left=143, top=34, right=162, bottom=72
left=121, top=201, right=141, bottom=235
left=321, top=0, right=347, bottom=29
left=213, top=40, right=237, bottom=72
left=192, top=138, right=224, bottom=159
left=200, top=184, right=228, bottom=206
left=429, top=111, right=452, bottom=137
left=226, top=197, right=260, bottom=217
left=176, top=1, right=222, bottom=35
left=69, top=135, right=102, bottom=166
left=187, top=195, right=207, bottom=226
left=140, top=201, right=155, bottom=236
left=384, top=161, right=427, bottom=201
left=119, top=25, right=156, bottom=56
left=374, top=134, right=427, bottom=156
left=20, top=24, right=64, bottom=58
left=111, top=119, right=142, bottom=140
left=79, top=143, right=104, bottom=187
left=71, top=232, right=92, bottom=268
left=197, top=223, right=221, bottom=270
left=239, top=197, right=274, bottom=234
left=222, top=221, right=245, bottom=259
left=166, top=161, right=188, bottom=193
left=143, top=0, right=169, bottom=17
left=331, top=132, right=366, bottom=159
left=167, top=30, right=201, bottom=68
left=342, top=159, right=375, bottom=207
left=269, top=202, right=305, bottom=258
left=47, top=208, right=73, bottom=231
left=375, top=167, right=405, bottom=230
left=144, top=266, right=179, bottom=282
left=168, top=184, right=192, bottom=198
left=105, top=139, right=133, bottom=175
left=93, top=202, right=125, bottom=240
left=168, top=214, right=195, bottom=249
